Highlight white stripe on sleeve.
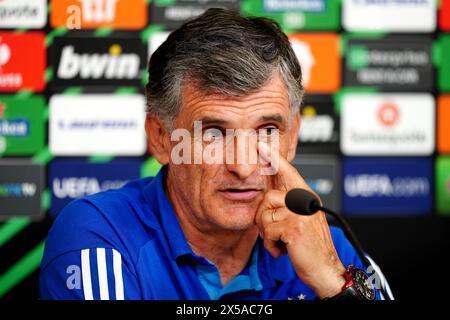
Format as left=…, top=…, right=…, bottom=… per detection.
left=366, top=255, right=395, bottom=300
left=112, top=249, right=124, bottom=300
left=81, top=249, right=94, bottom=300
left=96, top=248, right=110, bottom=300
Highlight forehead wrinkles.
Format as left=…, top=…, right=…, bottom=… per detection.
left=181, top=86, right=289, bottom=119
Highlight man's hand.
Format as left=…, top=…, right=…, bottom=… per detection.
left=255, top=142, right=346, bottom=299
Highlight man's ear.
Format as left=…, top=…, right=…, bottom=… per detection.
left=286, top=111, right=300, bottom=162
left=146, top=114, right=171, bottom=165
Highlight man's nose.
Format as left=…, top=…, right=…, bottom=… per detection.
left=224, top=132, right=259, bottom=180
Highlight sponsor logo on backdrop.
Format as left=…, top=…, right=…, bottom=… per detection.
left=0, top=32, right=46, bottom=92
left=292, top=154, right=340, bottom=212
left=58, top=44, right=139, bottom=79
left=438, top=96, right=450, bottom=154
left=377, top=102, right=399, bottom=127
left=0, top=182, right=37, bottom=197
left=300, top=107, right=333, bottom=141
left=343, top=0, right=436, bottom=32
left=150, top=0, right=239, bottom=29
left=51, top=0, right=147, bottom=29
left=242, top=0, right=339, bottom=31
left=49, top=159, right=141, bottom=216
left=298, top=96, right=339, bottom=153
left=436, top=157, right=450, bottom=215
left=341, top=93, right=435, bottom=156
left=440, top=0, right=450, bottom=31
left=77, top=0, right=118, bottom=22
left=0, top=0, right=47, bottom=29
left=49, top=94, right=146, bottom=156
left=0, top=96, right=45, bottom=155
left=342, top=157, right=433, bottom=216
left=0, top=161, right=43, bottom=220
left=0, top=42, right=18, bottom=87
left=289, top=33, right=340, bottom=93
left=345, top=38, right=433, bottom=91
left=290, top=39, right=314, bottom=86
left=0, top=119, right=30, bottom=138
left=52, top=36, right=146, bottom=89
left=0, top=43, right=10, bottom=65
left=263, top=0, right=326, bottom=12
left=345, top=175, right=429, bottom=198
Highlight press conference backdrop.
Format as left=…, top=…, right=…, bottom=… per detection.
left=0, top=0, right=449, bottom=300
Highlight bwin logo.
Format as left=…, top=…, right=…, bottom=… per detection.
left=57, top=44, right=140, bottom=80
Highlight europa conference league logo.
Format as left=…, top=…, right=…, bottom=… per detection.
left=51, top=34, right=146, bottom=90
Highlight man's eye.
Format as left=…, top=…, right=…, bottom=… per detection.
left=259, top=127, right=278, bottom=137
left=203, top=128, right=223, bottom=140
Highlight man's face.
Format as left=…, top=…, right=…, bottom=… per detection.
left=166, top=72, right=299, bottom=233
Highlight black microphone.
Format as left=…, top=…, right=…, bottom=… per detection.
left=285, top=188, right=321, bottom=215
left=285, top=188, right=392, bottom=300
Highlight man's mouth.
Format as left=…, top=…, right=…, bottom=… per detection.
left=219, top=187, right=263, bottom=201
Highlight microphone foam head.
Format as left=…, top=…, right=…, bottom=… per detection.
left=285, top=188, right=320, bottom=215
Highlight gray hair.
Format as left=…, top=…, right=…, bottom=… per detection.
left=145, top=8, right=304, bottom=128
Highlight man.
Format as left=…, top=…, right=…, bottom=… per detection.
left=40, top=8, right=391, bottom=300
